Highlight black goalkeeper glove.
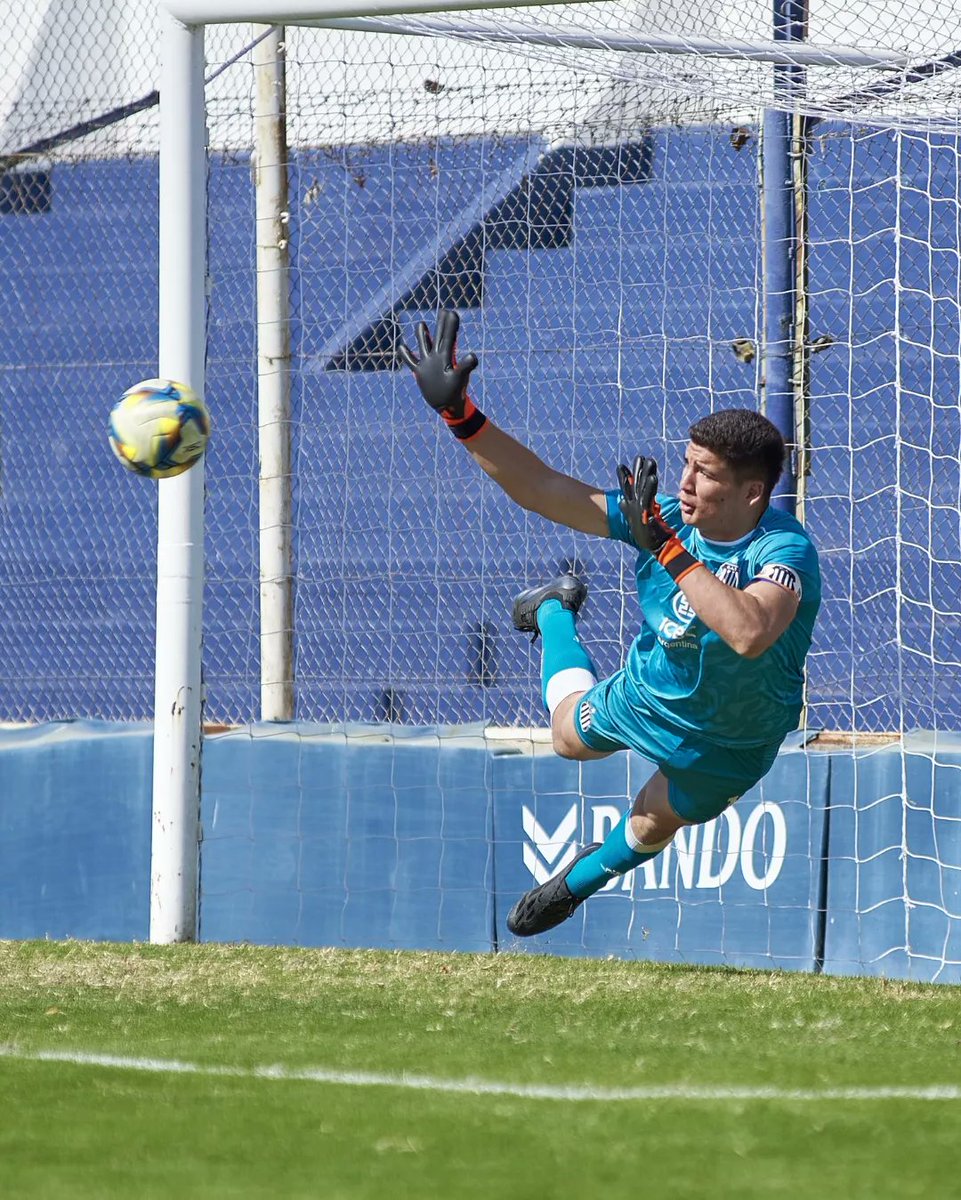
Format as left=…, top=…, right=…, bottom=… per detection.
left=617, top=454, right=703, bottom=583
left=399, top=309, right=487, bottom=441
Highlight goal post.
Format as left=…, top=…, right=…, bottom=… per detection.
left=150, top=0, right=961, bottom=966
left=252, top=23, right=296, bottom=722
left=150, top=9, right=206, bottom=943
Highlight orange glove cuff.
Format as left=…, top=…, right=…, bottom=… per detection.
left=658, top=537, right=704, bottom=583
left=441, top=395, right=488, bottom=441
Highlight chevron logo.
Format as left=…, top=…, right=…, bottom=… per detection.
left=521, top=804, right=578, bottom=884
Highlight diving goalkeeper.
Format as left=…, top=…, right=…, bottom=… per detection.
left=401, top=310, right=821, bottom=938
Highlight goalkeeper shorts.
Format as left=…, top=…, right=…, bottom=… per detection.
left=572, top=670, right=781, bottom=824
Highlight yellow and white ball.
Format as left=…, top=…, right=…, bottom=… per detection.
left=108, top=378, right=210, bottom=480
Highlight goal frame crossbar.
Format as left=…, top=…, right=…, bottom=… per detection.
left=306, top=16, right=908, bottom=67
left=163, top=0, right=910, bottom=67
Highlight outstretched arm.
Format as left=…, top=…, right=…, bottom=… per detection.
left=400, top=310, right=609, bottom=538
left=462, top=421, right=610, bottom=537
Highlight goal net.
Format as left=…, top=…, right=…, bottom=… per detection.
left=216, top=1, right=961, bottom=735
left=2, top=0, right=961, bottom=976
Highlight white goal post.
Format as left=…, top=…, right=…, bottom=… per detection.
left=151, top=0, right=934, bottom=943
left=151, top=12, right=205, bottom=943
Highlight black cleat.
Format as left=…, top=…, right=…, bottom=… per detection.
left=506, top=842, right=601, bottom=937
left=511, top=573, right=587, bottom=637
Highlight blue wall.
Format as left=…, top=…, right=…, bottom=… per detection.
left=3, top=724, right=960, bottom=984
left=201, top=726, right=494, bottom=951
left=1, top=125, right=957, bottom=731
left=0, top=723, right=151, bottom=940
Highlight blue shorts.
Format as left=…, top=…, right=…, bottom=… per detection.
left=572, top=670, right=781, bottom=824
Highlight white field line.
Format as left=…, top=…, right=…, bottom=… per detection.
left=0, top=1046, right=959, bottom=1102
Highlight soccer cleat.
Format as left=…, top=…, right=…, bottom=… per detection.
left=511, top=573, right=587, bottom=637
left=505, top=842, right=601, bottom=937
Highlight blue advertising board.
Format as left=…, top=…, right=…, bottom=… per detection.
left=4, top=723, right=961, bottom=985
left=491, top=744, right=829, bottom=970
left=0, top=722, right=151, bottom=941
left=200, top=725, right=495, bottom=952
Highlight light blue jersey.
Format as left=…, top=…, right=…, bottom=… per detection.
left=604, top=490, right=821, bottom=748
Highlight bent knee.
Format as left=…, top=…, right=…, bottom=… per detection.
left=551, top=728, right=589, bottom=759
left=548, top=706, right=587, bottom=759
left=630, top=772, right=688, bottom=841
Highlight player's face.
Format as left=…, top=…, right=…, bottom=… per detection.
left=677, top=443, right=765, bottom=540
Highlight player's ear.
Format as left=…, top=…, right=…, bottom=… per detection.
left=745, top=478, right=765, bottom=507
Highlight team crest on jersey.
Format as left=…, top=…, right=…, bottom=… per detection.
left=715, top=559, right=741, bottom=588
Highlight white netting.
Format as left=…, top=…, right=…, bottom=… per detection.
left=5, top=2, right=961, bottom=166
left=299, top=2, right=961, bottom=133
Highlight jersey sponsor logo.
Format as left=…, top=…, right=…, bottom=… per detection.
left=520, top=801, right=788, bottom=892
left=659, top=591, right=698, bottom=645
left=672, top=592, right=696, bottom=623
left=657, top=617, right=698, bottom=646
left=756, top=562, right=802, bottom=599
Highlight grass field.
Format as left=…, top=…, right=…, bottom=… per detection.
left=2, top=941, right=961, bottom=1198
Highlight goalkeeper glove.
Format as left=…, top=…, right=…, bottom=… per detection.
left=617, top=454, right=704, bottom=583
left=399, top=309, right=487, bottom=441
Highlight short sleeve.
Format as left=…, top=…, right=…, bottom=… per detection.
left=748, top=531, right=820, bottom=602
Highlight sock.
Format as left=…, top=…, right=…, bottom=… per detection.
left=565, top=809, right=672, bottom=899
left=538, top=598, right=598, bottom=714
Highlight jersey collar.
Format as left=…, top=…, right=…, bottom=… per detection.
left=694, top=527, right=758, bottom=553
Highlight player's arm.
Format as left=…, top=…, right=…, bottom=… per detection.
left=618, top=455, right=800, bottom=657
left=400, top=310, right=609, bottom=537
left=670, top=568, right=799, bottom=658
left=463, top=422, right=610, bottom=536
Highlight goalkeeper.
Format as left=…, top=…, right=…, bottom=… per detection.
left=401, top=310, right=821, bottom=938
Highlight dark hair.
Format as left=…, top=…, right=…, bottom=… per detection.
left=688, top=408, right=785, bottom=498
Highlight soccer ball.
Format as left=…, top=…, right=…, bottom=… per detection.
left=108, top=379, right=211, bottom=479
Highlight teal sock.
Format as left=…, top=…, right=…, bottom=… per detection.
left=538, top=598, right=598, bottom=713
left=565, top=809, right=669, bottom=899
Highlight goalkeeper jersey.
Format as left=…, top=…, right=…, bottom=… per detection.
left=605, top=490, right=821, bottom=747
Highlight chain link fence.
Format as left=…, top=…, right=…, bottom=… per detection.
left=1, top=2, right=959, bottom=729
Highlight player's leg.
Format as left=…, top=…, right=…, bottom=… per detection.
left=563, top=770, right=684, bottom=899
left=512, top=573, right=614, bottom=762
left=514, top=737, right=780, bottom=933
left=507, top=573, right=680, bottom=935
left=506, top=769, right=683, bottom=937
left=548, top=691, right=614, bottom=760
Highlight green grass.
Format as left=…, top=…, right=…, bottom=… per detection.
left=2, top=941, right=961, bottom=1198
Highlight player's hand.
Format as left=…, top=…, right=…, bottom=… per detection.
left=618, top=455, right=704, bottom=583
left=399, top=309, right=478, bottom=420
left=616, top=455, right=676, bottom=555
